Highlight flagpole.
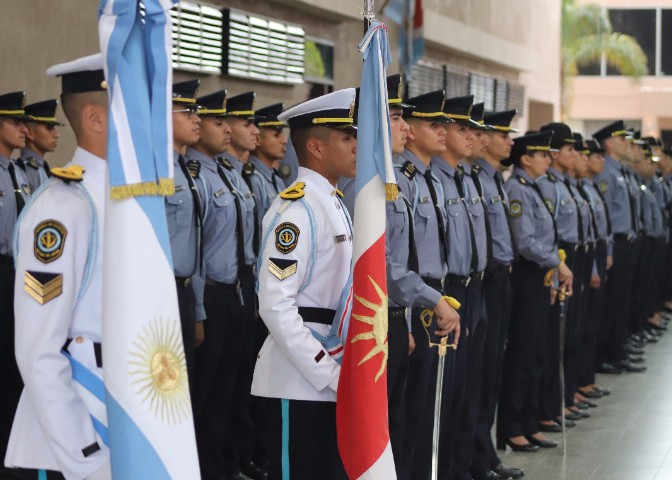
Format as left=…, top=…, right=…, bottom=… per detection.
left=363, top=0, right=375, bottom=32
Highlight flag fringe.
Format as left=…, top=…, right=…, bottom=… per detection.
left=385, top=183, right=398, bottom=201
left=110, top=178, right=175, bottom=199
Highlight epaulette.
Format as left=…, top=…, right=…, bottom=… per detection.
left=186, top=159, right=201, bottom=179
left=280, top=181, right=305, bottom=200
left=546, top=172, right=557, bottom=182
left=218, top=157, right=234, bottom=170
left=516, top=174, right=528, bottom=186
left=27, top=157, right=40, bottom=170
left=243, top=163, right=255, bottom=176
left=399, top=161, right=417, bottom=180
left=472, top=164, right=482, bottom=174
left=51, top=165, right=85, bottom=183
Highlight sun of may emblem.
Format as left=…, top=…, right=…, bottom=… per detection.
left=128, top=317, right=191, bottom=424
left=351, top=275, right=389, bottom=382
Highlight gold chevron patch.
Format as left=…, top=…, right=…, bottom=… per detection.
left=24, top=270, right=63, bottom=304
left=269, top=258, right=297, bottom=281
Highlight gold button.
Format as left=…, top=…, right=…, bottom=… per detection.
left=75, top=336, right=84, bottom=343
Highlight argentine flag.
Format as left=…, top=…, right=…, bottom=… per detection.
left=99, top=0, right=200, bottom=477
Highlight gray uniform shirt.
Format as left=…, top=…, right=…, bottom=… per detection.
left=505, top=167, right=559, bottom=269
left=593, top=156, right=638, bottom=239
left=473, top=159, right=515, bottom=265
left=536, top=167, right=579, bottom=244
left=18, top=148, right=49, bottom=193
left=0, top=155, right=30, bottom=256
left=459, top=161, right=488, bottom=272
left=221, top=152, right=256, bottom=266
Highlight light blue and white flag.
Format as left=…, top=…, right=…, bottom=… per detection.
left=99, top=0, right=201, bottom=478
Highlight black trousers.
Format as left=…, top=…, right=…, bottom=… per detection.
left=224, top=265, right=261, bottom=474
left=578, top=242, right=607, bottom=387
left=498, top=259, right=551, bottom=438
left=599, top=238, right=638, bottom=365
left=630, top=238, right=651, bottom=333
left=0, top=261, right=22, bottom=464
left=471, top=265, right=512, bottom=475
left=175, top=278, right=196, bottom=395
left=446, top=278, right=487, bottom=480
left=266, top=398, right=346, bottom=480
left=402, top=282, right=467, bottom=480
left=387, top=307, right=409, bottom=477
left=194, top=282, right=244, bottom=480
left=15, top=470, right=65, bottom=480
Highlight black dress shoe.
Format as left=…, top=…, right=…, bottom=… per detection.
left=496, top=438, right=539, bottom=452
left=646, top=327, right=662, bottom=337
left=578, top=388, right=602, bottom=398
left=575, top=401, right=590, bottom=410
left=471, top=469, right=511, bottom=480
left=554, top=417, right=576, bottom=427
left=648, top=322, right=668, bottom=332
left=564, top=411, right=583, bottom=421
left=539, top=422, right=563, bottom=432
left=593, top=386, right=611, bottom=395
left=526, top=435, right=558, bottom=448
left=619, top=360, right=647, bottom=372
left=493, top=462, right=525, bottom=479
left=597, top=362, right=624, bottom=374
left=629, top=354, right=646, bottom=363
left=240, top=460, right=267, bottom=480
left=625, top=345, right=645, bottom=355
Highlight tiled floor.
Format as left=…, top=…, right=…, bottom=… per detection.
left=497, top=330, right=672, bottom=480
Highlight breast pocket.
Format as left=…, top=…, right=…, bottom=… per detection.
left=446, top=202, right=463, bottom=242
left=388, top=200, right=408, bottom=239
left=533, top=201, right=549, bottom=230
left=559, top=197, right=575, bottom=216
left=212, top=189, right=235, bottom=224
left=165, top=187, right=191, bottom=229
left=414, top=201, right=434, bottom=240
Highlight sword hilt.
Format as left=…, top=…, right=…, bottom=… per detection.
left=429, top=336, right=457, bottom=355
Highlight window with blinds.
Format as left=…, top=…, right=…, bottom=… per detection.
left=170, top=2, right=224, bottom=73
left=223, top=9, right=305, bottom=84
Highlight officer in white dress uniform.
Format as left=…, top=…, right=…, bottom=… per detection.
left=4, top=54, right=111, bottom=480
left=251, top=88, right=357, bottom=480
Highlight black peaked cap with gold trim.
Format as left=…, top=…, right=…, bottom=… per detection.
left=0, top=91, right=26, bottom=119
left=47, top=53, right=106, bottom=94
left=443, top=95, right=480, bottom=127
left=484, top=109, right=519, bottom=133
left=540, top=122, right=575, bottom=150
left=279, top=88, right=357, bottom=131
left=24, top=99, right=64, bottom=126
left=585, top=139, right=605, bottom=154
left=173, top=79, right=200, bottom=105
left=256, top=103, right=287, bottom=128
left=470, top=102, right=487, bottom=129
left=387, top=74, right=414, bottom=111
left=502, top=130, right=553, bottom=167
left=225, top=92, right=259, bottom=119
left=592, top=120, right=627, bottom=143
left=196, top=89, right=227, bottom=116
left=404, top=90, right=452, bottom=122
left=573, top=132, right=588, bottom=154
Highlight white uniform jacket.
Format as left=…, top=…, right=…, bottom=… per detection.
left=252, top=167, right=353, bottom=402
left=5, top=148, right=109, bottom=479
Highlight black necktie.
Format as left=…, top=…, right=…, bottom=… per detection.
left=620, top=167, right=639, bottom=234
left=494, top=172, right=517, bottom=256
left=241, top=166, right=260, bottom=256
left=7, top=162, right=25, bottom=215
left=43, top=160, right=51, bottom=178
left=423, top=169, right=448, bottom=262
left=404, top=199, right=419, bottom=274
left=455, top=170, right=479, bottom=273
left=271, top=169, right=280, bottom=193
left=216, top=160, right=246, bottom=278
left=593, top=181, right=612, bottom=236
left=564, top=178, right=585, bottom=245
left=177, top=155, right=204, bottom=271
left=577, top=180, right=598, bottom=243
left=469, top=169, right=493, bottom=266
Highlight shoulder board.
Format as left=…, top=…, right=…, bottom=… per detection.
left=516, top=175, right=528, bottom=186
left=186, top=159, right=201, bottom=179
left=280, top=181, right=306, bottom=200
left=27, top=157, right=40, bottom=170
left=243, top=163, right=255, bottom=176
left=218, top=158, right=234, bottom=170
left=546, top=172, right=557, bottom=182
left=51, top=165, right=85, bottom=183
left=399, top=161, right=417, bottom=180
left=471, top=164, right=482, bottom=174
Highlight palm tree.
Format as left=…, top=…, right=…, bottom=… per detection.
left=561, top=0, right=648, bottom=120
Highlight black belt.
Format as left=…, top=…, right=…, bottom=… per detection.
left=422, top=276, right=444, bottom=292
left=558, top=241, right=579, bottom=252
left=204, top=278, right=238, bottom=293
left=487, top=261, right=512, bottom=274
left=0, top=253, right=13, bottom=266
left=595, top=239, right=607, bottom=248
left=175, top=275, right=192, bottom=287
left=388, top=307, right=407, bottom=320
left=63, top=338, right=102, bottom=368
left=298, top=307, right=335, bottom=326
left=445, top=274, right=470, bottom=287
left=614, top=233, right=636, bottom=243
